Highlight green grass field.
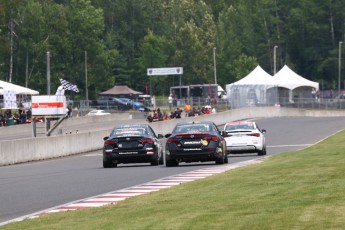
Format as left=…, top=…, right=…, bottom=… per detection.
left=2, top=130, right=345, bottom=230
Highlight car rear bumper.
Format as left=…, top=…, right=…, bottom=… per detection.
left=103, top=151, right=157, bottom=164
left=226, top=145, right=261, bottom=153
left=166, top=149, right=223, bottom=163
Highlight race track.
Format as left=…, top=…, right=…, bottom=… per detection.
left=0, top=116, right=344, bottom=224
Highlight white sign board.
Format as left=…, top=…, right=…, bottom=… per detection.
left=32, top=95, right=66, bottom=116
left=147, top=67, right=183, bottom=76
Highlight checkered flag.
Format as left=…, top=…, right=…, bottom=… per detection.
left=59, top=78, right=79, bottom=93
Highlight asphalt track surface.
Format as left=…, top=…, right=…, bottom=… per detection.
left=0, top=116, right=345, bottom=224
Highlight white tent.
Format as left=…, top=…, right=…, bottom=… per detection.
left=0, top=80, right=39, bottom=95
left=226, top=66, right=279, bottom=108
left=274, top=65, right=319, bottom=90
left=273, top=65, right=319, bottom=103
left=229, top=65, right=277, bottom=85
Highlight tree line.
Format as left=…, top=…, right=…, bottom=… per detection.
left=0, top=0, right=344, bottom=99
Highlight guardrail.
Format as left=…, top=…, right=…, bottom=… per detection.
left=1, top=107, right=345, bottom=166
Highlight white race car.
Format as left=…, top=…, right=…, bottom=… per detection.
left=223, top=121, right=266, bottom=156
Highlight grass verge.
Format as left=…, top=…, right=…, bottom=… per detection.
left=2, top=130, right=345, bottom=230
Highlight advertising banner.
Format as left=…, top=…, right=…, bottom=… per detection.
left=3, top=90, right=17, bottom=109
left=32, top=95, right=66, bottom=116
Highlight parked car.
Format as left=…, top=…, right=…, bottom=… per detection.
left=102, top=124, right=164, bottom=168
left=117, top=98, right=145, bottom=109
left=223, top=121, right=266, bottom=156
left=164, top=121, right=228, bottom=167
left=93, top=97, right=130, bottom=110
left=86, top=110, right=111, bottom=116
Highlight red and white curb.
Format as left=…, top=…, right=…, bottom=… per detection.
left=0, top=159, right=262, bottom=226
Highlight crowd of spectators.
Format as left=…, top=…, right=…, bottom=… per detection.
left=0, top=109, right=31, bottom=126
left=146, top=105, right=216, bottom=123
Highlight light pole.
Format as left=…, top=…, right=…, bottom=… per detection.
left=338, top=41, right=343, bottom=96
left=274, top=45, right=278, bottom=75
left=213, top=47, right=217, bottom=85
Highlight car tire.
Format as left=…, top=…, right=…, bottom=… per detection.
left=258, top=147, right=267, bottom=156
left=151, top=159, right=159, bottom=166
left=166, top=159, right=178, bottom=167
left=215, top=156, right=224, bottom=165
left=224, top=154, right=229, bottom=163
left=103, top=160, right=117, bottom=168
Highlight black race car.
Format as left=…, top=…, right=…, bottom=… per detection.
left=165, top=121, right=228, bottom=167
left=103, top=124, right=164, bottom=168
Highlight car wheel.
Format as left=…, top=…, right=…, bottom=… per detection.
left=151, top=159, right=159, bottom=166
left=103, top=160, right=117, bottom=168
left=258, top=147, right=267, bottom=156
left=224, top=154, right=229, bottom=164
left=215, top=156, right=224, bottom=165
left=166, top=159, right=178, bottom=167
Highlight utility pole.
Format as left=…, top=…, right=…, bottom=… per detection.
left=339, top=41, right=343, bottom=96
left=213, top=47, right=217, bottom=85
left=274, top=45, right=278, bottom=75
left=85, top=51, right=89, bottom=107
left=47, top=51, right=50, bottom=95
left=9, top=9, right=13, bottom=82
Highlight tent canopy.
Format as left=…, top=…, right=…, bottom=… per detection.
left=0, top=80, right=39, bottom=95
left=226, top=66, right=279, bottom=108
left=231, top=65, right=277, bottom=85
left=273, top=65, right=319, bottom=90
left=99, top=85, right=142, bottom=96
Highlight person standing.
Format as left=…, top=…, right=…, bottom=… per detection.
left=184, top=102, right=191, bottom=117
left=168, top=94, right=173, bottom=110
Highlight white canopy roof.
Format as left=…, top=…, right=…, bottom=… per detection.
left=273, top=65, right=319, bottom=90
left=0, top=80, right=39, bottom=95
left=231, top=65, right=277, bottom=85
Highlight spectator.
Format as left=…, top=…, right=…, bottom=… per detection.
left=188, top=108, right=195, bottom=117
left=66, top=105, right=72, bottom=118
left=204, top=106, right=211, bottom=114
left=12, top=111, right=20, bottom=124
left=168, top=94, right=173, bottom=110
left=153, top=110, right=158, bottom=121
left=0, top=113, right=5, bottom=126
left=184, top=102, right=191, bottom=117
left=157, top=108, right=163, bottom=121
left=146, top=112, right=154, bottom=122
left=173, top=95, right=177, bottom=107
left=205, top=96, right=211, bottom=105
left=169, top=111, right=175, bottom=119
left=174, top=107, right=182, bottom=119
left=162, top=111, right=170, bottom=121
left=20, top=110, right=27, bottom=124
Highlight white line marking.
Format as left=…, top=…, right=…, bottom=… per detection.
left=268, top=144, right=312, bottom=148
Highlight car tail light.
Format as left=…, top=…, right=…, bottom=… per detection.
left=104, top=140, right=117, bottom=145
left=167, top=137, right=180, bottom=143
left=140, top=138, right=154, bottom=144
left=247, top=133, right=260, bottom=137
left=206, top=136, right=219, bottom=141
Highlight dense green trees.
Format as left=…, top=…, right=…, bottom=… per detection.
left=0, top=0, right=344, bottom=99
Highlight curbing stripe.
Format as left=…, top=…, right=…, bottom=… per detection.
left=0, top=158, right=263, bottom=227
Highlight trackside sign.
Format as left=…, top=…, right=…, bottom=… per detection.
left=147, top=67, right=183, bottom=76
left=32, top=95, right=66, bottom=116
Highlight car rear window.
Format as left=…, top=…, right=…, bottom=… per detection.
left=174, top=124, right=211, bottom=133
left=225, top=124, right=254, bottom=131
left=111, top=127, right=148, bottom=136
